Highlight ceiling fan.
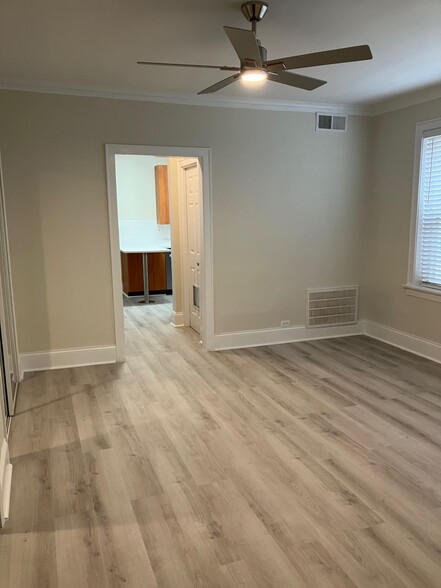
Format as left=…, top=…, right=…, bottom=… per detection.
left=137, top=1, right=373, bottom=95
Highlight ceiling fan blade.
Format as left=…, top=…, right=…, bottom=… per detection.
left=266, top=45, right=373, bottom=71
left=268, top=71, right=326, bottom=91
left=198, top=73, right=241, bottom=95
left=137, top=60, right=240, bottom=71
left=223, top=26, right=262, bottom=67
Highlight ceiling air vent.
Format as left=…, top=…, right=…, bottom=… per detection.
left=316, top=113, right=348, bottom=132
left=306, top=286, right=359, bottom=328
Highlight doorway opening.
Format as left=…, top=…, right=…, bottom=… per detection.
left=105, top=145, right=214, bottom=361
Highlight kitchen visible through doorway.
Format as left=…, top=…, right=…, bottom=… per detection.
left=105, top=144, right=214, bottom=361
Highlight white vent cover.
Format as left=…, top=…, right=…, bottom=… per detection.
left=306, top=286, right=359, bottom=328
left=316, top=113, right=348, bottom=132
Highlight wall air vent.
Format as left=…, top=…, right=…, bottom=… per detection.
left=306, top=286, right=359, bottom=328
left=316, top=113, right=348, bottom=132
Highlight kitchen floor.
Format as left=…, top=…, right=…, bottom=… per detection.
left=1, top=304, right=441, bottom=587
left=123, top=293, right=173, bottom=307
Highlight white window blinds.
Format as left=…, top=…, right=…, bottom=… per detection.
left=417, top=131, right=441, bottom=288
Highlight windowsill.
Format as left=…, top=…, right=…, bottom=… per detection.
left=403, top=283, right=441, bottom=303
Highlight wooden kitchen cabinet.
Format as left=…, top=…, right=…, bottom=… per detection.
left=155, top=165, right=170, bottom=224
left=121, top=252, right=167, bottom=295
left=147, top=253, right=167, bottom=291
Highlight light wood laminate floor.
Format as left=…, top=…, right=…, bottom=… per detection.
left=1, top=302, right=441, bottom=587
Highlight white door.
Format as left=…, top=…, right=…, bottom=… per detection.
left=183, top=160, right=201, bottom=334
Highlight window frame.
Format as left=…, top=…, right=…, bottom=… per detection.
left=405, top=117, right=441, bottom=302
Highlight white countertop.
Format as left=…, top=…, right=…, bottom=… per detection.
left=118, top=220, right=171, bottom=254
left=120, top=238, right=171, bottom=254
left=120, top=244, right=171, bottom=254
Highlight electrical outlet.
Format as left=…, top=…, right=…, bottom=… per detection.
left=280, top=320, right=291, bottom=328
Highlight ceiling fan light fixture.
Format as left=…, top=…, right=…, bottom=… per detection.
left=240, top=68, right=267, bottom=82
left=138, top=3, right=373, bottom=96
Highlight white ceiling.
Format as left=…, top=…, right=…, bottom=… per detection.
left=1, top=0, right=441, bottom=111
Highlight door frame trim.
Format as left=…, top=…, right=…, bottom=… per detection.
left=178, top=157, right=201, bottom=329
left=105, top=144, right=214, bottom=360
left=0, top=152, right=21, bottom=416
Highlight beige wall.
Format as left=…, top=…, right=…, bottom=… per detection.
left=365, top=97, right=441, bottom=343
left=0, top=90, right=370, bottom=352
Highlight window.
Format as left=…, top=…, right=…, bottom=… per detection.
left=407, top=119, right=441, bottom=299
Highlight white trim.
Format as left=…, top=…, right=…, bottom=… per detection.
left=105, top=145, right=215, bottom=355
left=363, top=320, right=441, bottom=364
left=0, top=79, right=368, bottom=115
left=105, top=147, right=126, bottom=362
left=178, top=158, right=191, bottom=327
left=214, top=320, right=441, bottom=366
left=0, top=438, right=12, bottom=527
left=2, top=78, right=441, bottom=118
left=200, top=152, right=214, bottom=350
left=407, top=121, right=424, bottom=287
left=403, top=283, right=441, bottom=303
left=170, top=311, right=184, bottom=327
left=214, top=322, right=364, bottom=351
left=20, top=346, right=117, bottom=373
left=407, top=117, right=441, bottom=291
left=0, top=153, right=21, bottom=417
left=14, top=321, right=441, bottom=367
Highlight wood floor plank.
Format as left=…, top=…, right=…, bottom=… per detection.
left=54, top=511, right=108, bottom=588
left=82, top=448, right=158, bottom=587
left=1, top=298, right=441, bottom=587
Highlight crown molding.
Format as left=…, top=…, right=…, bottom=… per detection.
left=2, top=78, right=441, bottom=118
left=0, top=79, right=370, bottom=116
left=367, top=85, right=441, bottom=117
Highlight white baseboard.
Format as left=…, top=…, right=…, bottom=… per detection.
left=16, top=321, right=441, bottom=372
left=170, top=311, right=185, bottom=328
left=214, top=322, right=364, bottom=351
left=0, top=439, right=12, bottom=527
left=20, top=345, right=117, bottom=373
left=362, top=320, right=441, bottom=364
left=214, top=320, right=441, bottom=364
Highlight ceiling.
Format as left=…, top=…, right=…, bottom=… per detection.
left=1, top=0, right=441, bottom=111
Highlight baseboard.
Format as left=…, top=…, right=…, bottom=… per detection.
left=214, top=320, right=441, bottom=363
left=214, top=322, right=364, bottom=351
left=362, top=320, right=441, bottom=364
left=170, top=311, right=185, bottom=328
left=0, top=439, right=12, bottom=527
left=20, top=345, right=117, bottom=373
left=16, top=321, right=441, bottom=372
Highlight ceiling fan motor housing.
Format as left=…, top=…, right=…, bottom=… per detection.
left=241, top=2, right=269, bottom=23
left=241, top=44, right=267, bottom=70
